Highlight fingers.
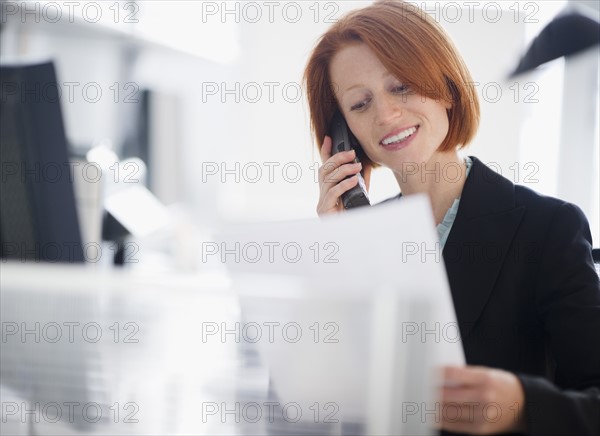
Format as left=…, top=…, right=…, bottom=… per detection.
left=326, top=174, right=360, bottom=202
left=437, top=366, right=527, bottom=435
left=442, top=366, right=493, bottom=387
left=316, top=135, right=366, bottom=217
left=316, top=175, right=359, bottom=216
left=322, top=159, right=362, bottom=185
left=319, top=133, right=359, bottom=172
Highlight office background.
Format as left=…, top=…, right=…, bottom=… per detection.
left=1, top=2, right=599, bottom=434
left=1, top=0, right=598, bottom=244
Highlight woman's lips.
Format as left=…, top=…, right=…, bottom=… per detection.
left=380, top=125, right=419, bottom=151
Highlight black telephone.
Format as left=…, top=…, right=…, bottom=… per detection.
left=328, top=109, right=371, bottom=209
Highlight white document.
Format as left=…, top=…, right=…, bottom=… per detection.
left=216, top=194, right=465, bottom=435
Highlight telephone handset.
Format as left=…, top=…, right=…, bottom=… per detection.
left=328, top=109, right=371, bottom=209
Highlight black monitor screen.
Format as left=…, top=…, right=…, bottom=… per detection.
left=0, top=61, right=84, bottom=263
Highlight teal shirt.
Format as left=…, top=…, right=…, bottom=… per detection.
left=437, top=156, right=473, bottom=250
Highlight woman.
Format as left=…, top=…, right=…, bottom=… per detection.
left=303, top=1, right=600, bottom=435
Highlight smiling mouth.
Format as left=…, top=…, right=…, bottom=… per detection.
left=380, top=125, right=419, bottom=146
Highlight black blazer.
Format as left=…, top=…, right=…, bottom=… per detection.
left=438, top=156, right=600, bottom=436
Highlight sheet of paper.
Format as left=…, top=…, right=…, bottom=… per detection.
left=216, top=194, right=466, bottom=434
left=215, top=194, right=444, bottom=287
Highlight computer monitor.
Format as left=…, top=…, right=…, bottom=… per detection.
left=0, top=61, right=84, bottom=262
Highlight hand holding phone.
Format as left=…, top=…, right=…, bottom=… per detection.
left=327, top=110, right=371, bottom=209
left=315, top=110, right=372, bottom=216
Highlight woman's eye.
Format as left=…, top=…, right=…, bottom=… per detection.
left=350, top=100, right=369, bottom=111
left=392, top=84, right=410, bottom=93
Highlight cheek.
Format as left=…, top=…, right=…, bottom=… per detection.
left=360, top=141, right=384, bottom=166
left=435, top=106, right=451, bottom=129
left=440, top=115, right=450, bottom=137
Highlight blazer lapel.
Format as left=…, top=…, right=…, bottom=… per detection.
left=443, top=157, right=525, bottom=340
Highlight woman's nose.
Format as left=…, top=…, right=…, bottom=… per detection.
left=374, top=94, right=402, bottom=126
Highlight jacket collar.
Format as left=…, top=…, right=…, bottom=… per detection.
left=457, top=156, right=518, bottom=219
left=443, top=156, right=526, bottom=341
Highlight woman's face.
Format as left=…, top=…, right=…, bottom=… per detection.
left=329, top=43, right=451, bottom=173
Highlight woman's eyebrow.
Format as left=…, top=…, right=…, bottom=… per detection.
left=343, top=83, right=364, bottom=93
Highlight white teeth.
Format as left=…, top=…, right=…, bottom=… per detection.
left=382, top=127, right=417, bottom=145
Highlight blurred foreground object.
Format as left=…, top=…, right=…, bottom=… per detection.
left=511, top=11, right=599, bottom=77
